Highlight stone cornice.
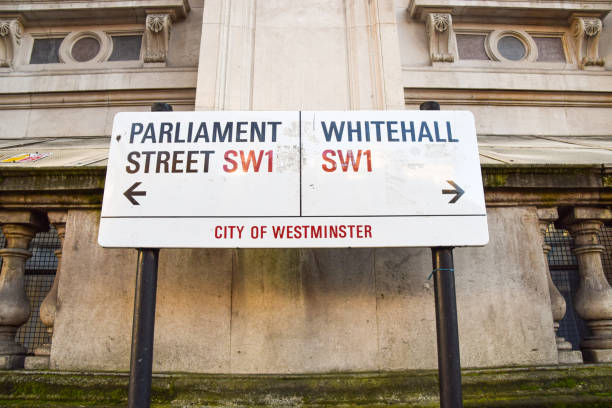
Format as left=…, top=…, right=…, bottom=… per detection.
left=409, top=0, right=612, bottom=23
left=0, top=88, right=195, bottom=110
left=0, top=0, right=190, bottom=26
left=0, top=167, right=106, bottom=209
left=1, top=165, right=612, bottom=210
left=482, top=164, right=612, bottom=207
left=405, top=88, right=612, bottom=108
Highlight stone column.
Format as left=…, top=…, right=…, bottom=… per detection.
left=537, top=208, right=583, bottom=364
left=562, top=207, right=612, bottom=363
left=25, top=211, right=66, bottom=370
left=0, top=210, right=47, bottom=369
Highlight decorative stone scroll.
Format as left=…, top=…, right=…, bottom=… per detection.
left=562, top=207, right=612, bottom=363
left=571, top=16, right=605, bottom=69
left=144, top=13, right=171, bottom=63
left=425, top=12, right=457, bottom=63
left=537, top=208, right=582, bottom=364
left=0, top=18, right=23, bottom=68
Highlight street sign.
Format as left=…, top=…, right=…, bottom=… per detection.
left=98, top=110, right=488, bottom=248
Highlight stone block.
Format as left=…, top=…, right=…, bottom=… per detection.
left=558, top=350, right=584, bottom=365
left=0, top=355, right=24, bottom=370
left=582, top=349, right=612, bottom=363
left=24, top=356, right=49, bottom=370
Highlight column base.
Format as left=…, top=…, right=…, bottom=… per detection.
left=582, top=349, right=612, bottom=363
left=24, top=355, right=49, bottom=370
left=0, top=354, right=24, bottom=370
left=558, top=350, right=583, bottom=364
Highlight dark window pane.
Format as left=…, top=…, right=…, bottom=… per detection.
left=109, top=35, right=142, bottom=61
left=71, top=37, right=101, bottom=62
left=534, top=36, right=566, bottom=62
left=30, top=38, right=63, bottom=64
left=498, top=35, right=526, bottom=61
left=456, top=34, right=489, bottom=60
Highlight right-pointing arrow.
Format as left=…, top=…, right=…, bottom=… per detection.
left=442, top=180, right=464, bottom=204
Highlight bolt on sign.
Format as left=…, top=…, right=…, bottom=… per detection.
left=98, top=111, right=488, bottom=248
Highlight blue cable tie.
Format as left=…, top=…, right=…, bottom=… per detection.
left=428, top=268, right=455, bottom=280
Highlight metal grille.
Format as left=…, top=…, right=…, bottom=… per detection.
left=598, top=225, right=612, bottom=285
left=0, top=227, right=60, bottom=354
left=545, top=224, right=589, bottom=350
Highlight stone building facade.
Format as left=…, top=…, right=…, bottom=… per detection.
left=0, top=0, right=611, bottom=374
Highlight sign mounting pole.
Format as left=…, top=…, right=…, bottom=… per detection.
left=127, top=102, right=172, bottom=408
left=421, top=101, right=463, bottom=408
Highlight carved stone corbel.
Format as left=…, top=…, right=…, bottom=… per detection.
left=144, top=13, right=171, bottom=63
left=425, top=12, right=457, bottom=64
left=0, top=18, right=23, bottom=68
left=571, top=16, right=605, bottom=69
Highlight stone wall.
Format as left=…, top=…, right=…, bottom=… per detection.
left=51, top=206, right=557, bottom=373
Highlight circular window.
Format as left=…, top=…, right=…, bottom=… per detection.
left=485, top=30, right=537, bottom=63
left=71, top=37, right=101, bottom=62
left=497, top=36, right=526, bottom=61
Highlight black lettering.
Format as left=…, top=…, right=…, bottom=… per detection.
left=186, top=151, right=198, bottom=173
left=371, top=121, right=384, bottom=142
left=434, top=122, right=446, bottom=142
left=401, top=121, right=415, bottom=142
left=172, top=151, right=184, bottom=173
left=447, top=122, right=459, bottom=142
left=419, top=122, right=433, bottom=142
left=159, top=122, right=173, bottom=143
left=213, top=122, right=233, bottom=142
left=236, top=122, right=248, bottom=142
left=187, top=122, right=194, bottom=142
left=175, top=122, right=184, bottom=143
left=347, top=121, right=361, bottom=142
left=194, top=122, right=209, bottom=143
left=130, top=123, right=143, bottom=144
left=126, top=151, right=140, bottom=173
left=142, top=123, right=156, bottom=143
left=201, top=150, right=214, bottom=172
left=387, top=121, right=399, bottom=142
left=268, top=121, right=281, bottom=142
left=251, top=122, right=265, bottom=142
left=156, top=151, right=170, bottom=173
left=321, top=121, right=345, bottom=142
left=142, top=151, right=155, bottom=173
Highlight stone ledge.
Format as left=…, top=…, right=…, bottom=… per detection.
left=0, top=1, right=190, bottom=26
left=2, top=165, right=612, bottom=209
left=408, top=0, right=612, bottom=23
left=0, top=365, right=611, bottom=407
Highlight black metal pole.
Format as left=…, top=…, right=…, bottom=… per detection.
left=128, top=248, right=159, bottom=408
left=127, top=103, right=169, bottom=408
left=421, top=101, right=463, bottom=408
left=432, top=247, right=463, bottom=408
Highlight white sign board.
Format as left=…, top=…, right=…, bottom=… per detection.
left=98, top=111, right=488, bottom=248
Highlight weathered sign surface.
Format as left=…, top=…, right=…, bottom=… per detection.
left=98, top=110, right=488, bottom=248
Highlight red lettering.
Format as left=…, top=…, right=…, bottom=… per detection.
left=337, top=150, right=361, bottom=172
left=322, top=149, right=337, bottom=172
left=223, top=150, right=238, bottom=172
left=272, top=225, right=285, bottom=238
left=240, top=150, right=262, bottom=172
left=364, top=150, right=372, bottom=172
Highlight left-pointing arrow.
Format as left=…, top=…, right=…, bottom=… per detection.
left=124, top=182, right=147, bottom=205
